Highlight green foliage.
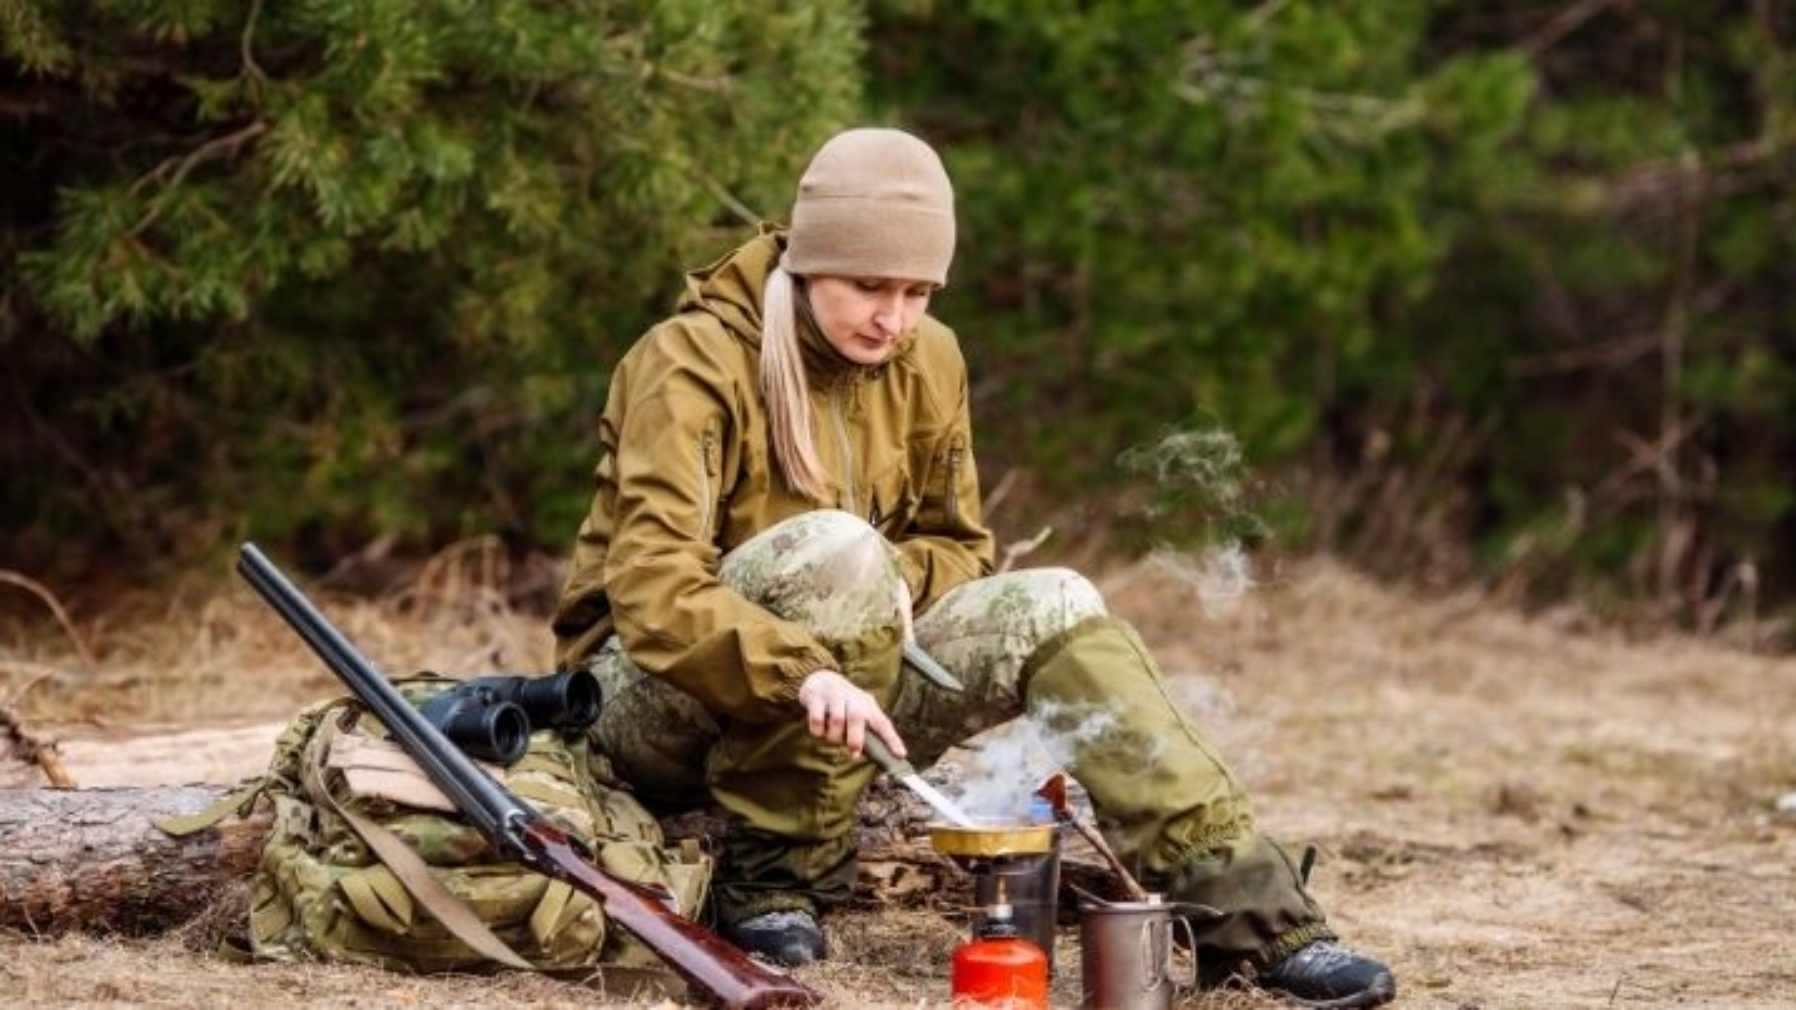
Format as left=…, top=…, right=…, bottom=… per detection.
left=865, top=1, right=1796, bottom=618
left=864, top=1, right=1529, bottom=529
left=2, top=0, right=862, bottom=574
left=1407, top=1, right=1796, bottom=613
left=7, top=0, right=1796, bottom=624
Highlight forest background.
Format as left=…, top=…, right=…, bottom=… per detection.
left=4, top=0, right=1793, bottom=636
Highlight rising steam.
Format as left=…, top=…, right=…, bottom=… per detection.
left=948, top=700, right=1124, bottom=823
left=1147, top=540, right=1255, bottom=616
left=1116, top=427, right=1246, bottom=519
left=1119, top=425, right=1270, bottom=616
left=936, top=425, right=1272, bottom=820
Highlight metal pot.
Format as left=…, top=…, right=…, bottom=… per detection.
left=927, top=820, right=1056, bottom=857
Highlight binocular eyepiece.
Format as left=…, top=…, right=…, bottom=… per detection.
left=416, top=669, right=601, bottom=765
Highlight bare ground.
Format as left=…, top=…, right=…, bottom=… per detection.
left=3, top=553, right=1794, bottom=1008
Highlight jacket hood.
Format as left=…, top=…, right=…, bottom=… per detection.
left=677, top=225, right=783, bottom=345
left=676, top=225, right=917, bottom=380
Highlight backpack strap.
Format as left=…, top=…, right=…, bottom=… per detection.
left=153, top=780, right=267, bottom=837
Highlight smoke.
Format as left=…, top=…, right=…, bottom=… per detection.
left=1163, top=669, right=1270, bottom=786
left=939, top=657, right=1270, bottom=820
left=1118, top=425, right=1270, bottom=616
left=932, top=425, right=1275, bottom=819
left=1147, top=540, right=1255, bottom=616
left=944, top=683, right=1268, bottom=820
left=947, top=700, right=1125, bottom=823
left=1116, top=428, right=1246, bottom=518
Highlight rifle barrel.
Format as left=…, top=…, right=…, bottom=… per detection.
left=237, top=543, right=529, bottom=849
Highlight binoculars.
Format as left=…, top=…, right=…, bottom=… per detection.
left=416, top=669, right=601, bottom=765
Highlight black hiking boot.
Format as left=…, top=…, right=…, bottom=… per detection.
left=1258, top=940, right=1397, bottom=1008
left=722, top=909, right=827, bottom=967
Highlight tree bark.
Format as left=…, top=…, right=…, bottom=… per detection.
left=0, top=780, right=1117, bottom=935
left=0, top=786, right=271, bottom=935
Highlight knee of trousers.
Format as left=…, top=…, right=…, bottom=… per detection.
left=1006, top=566, right=1109, bottom=638
left=721, top=509, right=902, bottom=646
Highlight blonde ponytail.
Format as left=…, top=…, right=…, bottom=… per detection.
left=760, top=266, right=830, bottom=502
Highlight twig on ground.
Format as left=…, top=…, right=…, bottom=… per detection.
left=1095, top=557, right=1152, bottom=598
left=0, top=703, right=76, bottom=787
left=1, top=664, right=68, bottom=707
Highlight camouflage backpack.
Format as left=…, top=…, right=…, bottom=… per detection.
left=189, top=676, right=710, bottom=972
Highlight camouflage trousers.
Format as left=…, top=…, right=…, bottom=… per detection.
left=585, top=510, right=1329, bottom=974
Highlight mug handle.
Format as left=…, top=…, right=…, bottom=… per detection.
left=1138, top=919, right=1166, bottom=992
left=1170, top=912, right=1199, bottom=994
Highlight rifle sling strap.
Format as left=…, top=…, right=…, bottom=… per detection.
left=306, top=718, right=537, bottom=971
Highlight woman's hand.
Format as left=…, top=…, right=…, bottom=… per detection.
left=797, top=670, right=907, bottom=760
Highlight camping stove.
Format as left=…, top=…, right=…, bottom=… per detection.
left=929, top=821, right=1062, bottom=973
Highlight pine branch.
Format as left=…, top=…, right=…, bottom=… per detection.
left=240, top=0, right=268, bottom=99
left=128, top=120, right=268, bottom=237
left=651, top=65, right=734, bottom=94
left=1520, top=0, right=1629, bottom=58
left=0, top=84, right=60, bottom=121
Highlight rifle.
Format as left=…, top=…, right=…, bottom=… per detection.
left=236, top=542, right=822, bottom=1009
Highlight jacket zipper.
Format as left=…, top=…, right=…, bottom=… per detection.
left=697, top=425, right=718, bottom=539
left=831, top=386, right=858, bottom=514
left=944, top=435, right=964, bottom=520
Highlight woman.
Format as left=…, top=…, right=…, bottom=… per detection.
left=553, top=128, right=1395, bottom=1007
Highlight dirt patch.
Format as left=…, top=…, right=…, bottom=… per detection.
left=1102, top=559, right=1796, bottom=1010
left=5, top=556, right=1796, bottom=1007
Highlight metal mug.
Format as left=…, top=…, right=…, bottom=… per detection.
left=1077, top=897, right=1202, bottom=1010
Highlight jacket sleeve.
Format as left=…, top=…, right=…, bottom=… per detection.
left=894, top=368, right=996, bottom=612
left=594, top=368, right=837, bottom=723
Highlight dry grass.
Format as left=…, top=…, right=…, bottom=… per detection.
left=1, top=537, right=553, bottom=730
left=1105, top=559, right=1796, bottom=1010
left=5, top=550, right=1796, bottom=1007
left=0, top=932, right=682, bottom=1010
left=0, top=926, right=1288, bottom=1010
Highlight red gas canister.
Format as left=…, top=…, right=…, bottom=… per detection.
left=951, top=903, right=1049, bottom=1009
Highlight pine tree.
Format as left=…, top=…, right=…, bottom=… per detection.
left=867, top=0, right=1530, bottom=543
left=1, top=0, right=864, bottom=574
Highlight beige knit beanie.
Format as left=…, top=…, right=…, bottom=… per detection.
left=782, top=127, right=956, bottom=286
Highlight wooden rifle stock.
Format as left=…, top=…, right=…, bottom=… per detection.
left=236, top=543, right=821, bottom=1009
left=519, top=822, right=823, bottom=1009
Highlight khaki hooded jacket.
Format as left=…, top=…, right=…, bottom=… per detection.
left=552, top=228, right=995, bottom=722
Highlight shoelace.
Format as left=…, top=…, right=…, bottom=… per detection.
left=1287, top=941, right=1358, bottom=976
left=743, top=910, right=815, bottom=930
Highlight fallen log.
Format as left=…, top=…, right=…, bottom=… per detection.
left=0, top=786, right=270, bottom=935
left=1, top=779, right=1119, bottom=936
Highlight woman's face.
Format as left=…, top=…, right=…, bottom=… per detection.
left=805, top=276, right=934, bottom=366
